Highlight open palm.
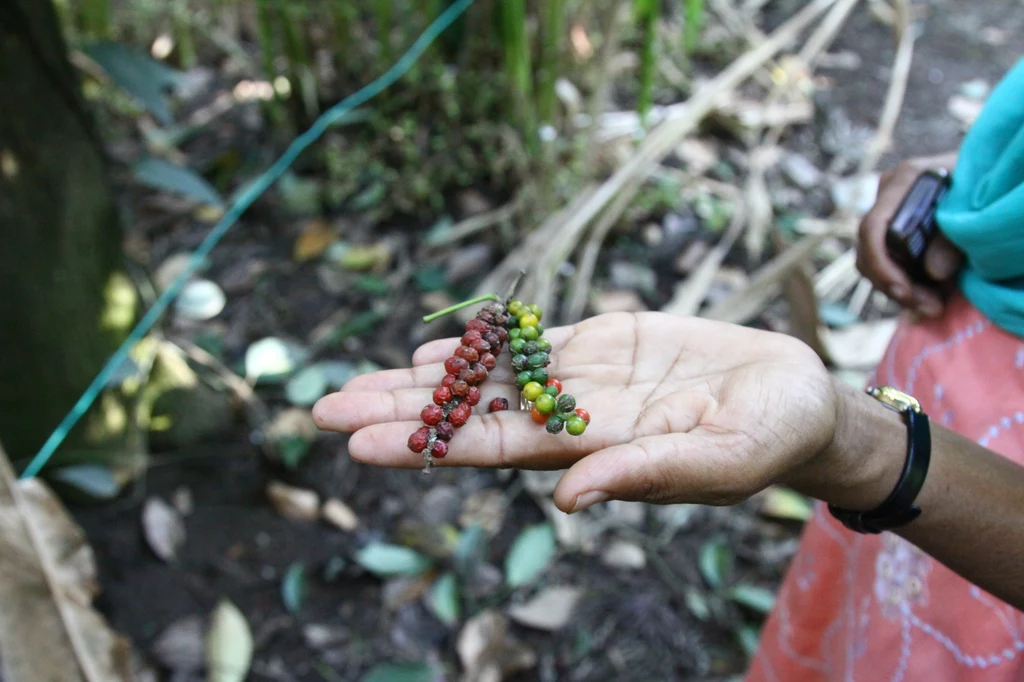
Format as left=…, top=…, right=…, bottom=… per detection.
left=313, top=312, right=839, bottom=514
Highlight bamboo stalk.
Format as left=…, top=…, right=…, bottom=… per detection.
left=537, top=0, right=567, bottom=125
left=635, top=0, right=658, bottom=124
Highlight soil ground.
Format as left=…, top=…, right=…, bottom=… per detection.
left=72, top=2, right=1024, bottom=680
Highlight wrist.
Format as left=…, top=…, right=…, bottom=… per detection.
left=785, top=379, right=907, bottom=511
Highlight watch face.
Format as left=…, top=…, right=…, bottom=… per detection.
left=868, top=386, right=921, bottom=413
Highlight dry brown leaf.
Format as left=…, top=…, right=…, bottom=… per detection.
left=266, top=481, right=320, bottom=522
left=151, top=616, right=204, bottom=673
left=0, top=445, right=135, bottom=682
left=821, top=318, right=898, bottom=370
left=321, top=498, right=359, bottom=532
left=782, top=265, right=830, bottom=363
left=292, top=219, right=337, bottom=262
left=600, top=539, right=647, bottom=570
left=457, top=611, right=536, bottom=682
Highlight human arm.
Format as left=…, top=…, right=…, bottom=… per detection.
left=857, top=151, right=964, bottom=316
left=312, top=312, right=1024, bottom=609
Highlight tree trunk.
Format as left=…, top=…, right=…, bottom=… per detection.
left=0, top=0, right=131, bottom=464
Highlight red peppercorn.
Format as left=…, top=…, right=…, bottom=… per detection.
left=479, top=310, right=496, bottom=324
left=546, top=378, right=562, bottom=394
left=480, top=353, right=497, bottom=371
left=466, top=386, right=482, bottom=406
left=461, top=330, right=483, bottom=345
left=435, top=421, right=454, bottom=441
left=471, top=338, right=490, bottom=354
left=455, top=345, right=480, bottom=363
left=466, top=319, right=489, bottom=333
left=470, top=362, right=487, bottom=379
left=458, top=368, right=476, bottom=385
left=531, top=406, right=548, bottom=424
left=575, top=408, right=591, bottom=424
left=483, top=332, right=500, bottom=351
left=441, top=373, right=457, bottom=388
left=433, top=386, right=452, bottom=405
left=431, top=440, right=449, bottom=458
left=451, top=380, right=470, bottom=397
left=495, top=327, right=508, bottom=343
left=488, top=397, right=509, bottom=413
left=445, top=356, right=469, bottom=375
left=449, top=402, right=472, bottom=427
left=421, top=404, right=443, bottom=426
left=407, top=426, right=430, bottom=453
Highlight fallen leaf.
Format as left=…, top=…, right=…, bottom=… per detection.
left=205, top=599, right=253, bottom=682
left=133, top=157, right=224, bottom=207
left=302, top=623, right=348, bottom=649
left=153, top=252, right=194, bottom=292
left=507, top=586, right=582, bottom=631
left=49, top=463, right=121, bottom=501
left=948, top=95, right=984, bottom=129
left=830, top=173, right=880, bottom=217
left=600, top=539, right=647, bottom=570
left=759, top=486, right=814, bottom=522
left=266, top=481, right=320, bottom=522
left=382, top=573, right=435, bottom=611
left=505, top=523, right=557, bottom=588
left=293, top=219, right=338, bottom=262
left=0, top=446, right=136, bottom=682
left=142, top=497, right=186, bottom=562
left=244, top=337, right=309, bottom=383
left=321, top=498, right=359, bottom=531
left=172, top=486, right=193, bottom=516
left=354, top=542, right=432, bottom=578
left=327, top=242, right=392, bottom=271
left=426, top=572, right=461, bottom=626
left=175, top=279, right=226, bottom=320
left=263, top=408, right=318, bottom=469
left=281, top=562, right=307, bottom=614
left=457, top=610, right=536, bottom=682
left=459, top=489, right=506, bottom=537
left=151, top=616, right=204, bottom=673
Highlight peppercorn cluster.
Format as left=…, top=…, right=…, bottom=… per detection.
left=408, top=298, right=591, bottom=470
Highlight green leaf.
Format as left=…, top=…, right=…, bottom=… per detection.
left=276, top=437, right=311, bottom=470
left=281, top=562, right=307, bottom=614
left=133, top=157, right=223, bottom=207
left=736, top=624, right=761, bottom=659
left=684, top=587, right=711, bottom=621
left=244, top=337, right=309, bottom=383
left=698, top=537, right=733, bottom=590
left=49, top=464, right=120, bottom=500
left=818, top=303, right=859, bottom=328
left=505, top=523, right=556, bottom=587
left=355, top=274, right=391, bottom=296
left=424, top=215, right=455, bottom=246
left=414, top=264, right=447, bottom=292
left=278, top=172, right=323, bottom=216
left=323, top=557, right=347, bottom=582
left=426, top=572, right=460, bottom=626
left=206, top=598, right=253, bottom=682
left=355, top=543, right=432, bottom=578
left=83, top=41, right=187, bottom=124
left=726, top=584, right=777, bottom=615
left=350, top=181, right=387, bottom=211
left=285, top=365, right=331, bottom=407
left=759, top=486, right=814, bottom=522
left=175, top=279, right=226, bottom=320
left=361, top=663, right=434, bottom=682
left=453, top=524, right=488, bottom=577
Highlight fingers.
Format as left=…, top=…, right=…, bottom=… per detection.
left=923, top=234, right=964, bottom=282
left=345, top=412, right=597, bottom=470
left=312, top=384, right=520, bottom=432
left=412, top=326, right=577, bottom=366
left=552, top=430, right=760, bottom=514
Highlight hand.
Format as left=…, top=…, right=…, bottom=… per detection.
left=313, top=313, right=857, bottom=514
left=857, top=153, right=964, bottom=317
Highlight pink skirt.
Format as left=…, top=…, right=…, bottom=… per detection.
left=747, top=294, right=1024, bottom=681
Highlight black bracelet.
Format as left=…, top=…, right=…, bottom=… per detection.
left=828, top=386, right=932, bottom=535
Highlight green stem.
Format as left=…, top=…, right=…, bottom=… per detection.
left=422, top=294, right=501, bottom=323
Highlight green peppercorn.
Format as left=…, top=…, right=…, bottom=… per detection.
left=508, top=300, right=525, bottom=316
left=557, top=394, right=576, bottom=413
left=531, top=368, right=550, bottom=384
left=536, top=338, right=552, bottom=353
left=544, top=385, right=559, bottom=397
left=535, top=393, right=556, bottom=414
left=524, top=340, right=540, bottom=355
left=522, top=325, right=539, bottom=341
left=529, top=304, right=543, bottom=320
left=509, top=338, right=527, bottom=354
left=536, top=323, right=545, bottom=336
left=516, top=371, right=533, bottom=388
left=565, top=416, right=586, bottom=436
left=512, top=354, right=529, bottom=372
left=509, top=327, right=522, bottom=340
left=528, top=352, right=550, bottom=369
left=522, top=381, right=544, bottom=402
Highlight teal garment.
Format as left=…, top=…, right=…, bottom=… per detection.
left=936, top=57, right=1024, bottom=338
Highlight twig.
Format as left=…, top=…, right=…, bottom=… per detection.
left=424, top=196, right=523, bottom=248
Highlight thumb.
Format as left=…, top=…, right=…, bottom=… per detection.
left=552, top=432, right=762, bottom=514
left=924, top=235, right=964, bottom=281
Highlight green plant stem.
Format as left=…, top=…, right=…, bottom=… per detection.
left=684, top=0, right=705, bottom=55
left=635, top=0, right=658, bottom=125
left=537, top=0, right=567, bottom=125
left=422, top=294, right=501, bottom=323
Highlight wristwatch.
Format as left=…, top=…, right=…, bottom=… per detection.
left=828, top=386, right=932, bottom=534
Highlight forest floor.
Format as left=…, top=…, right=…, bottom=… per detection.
left=70, top=2, right=1023, bottom=681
